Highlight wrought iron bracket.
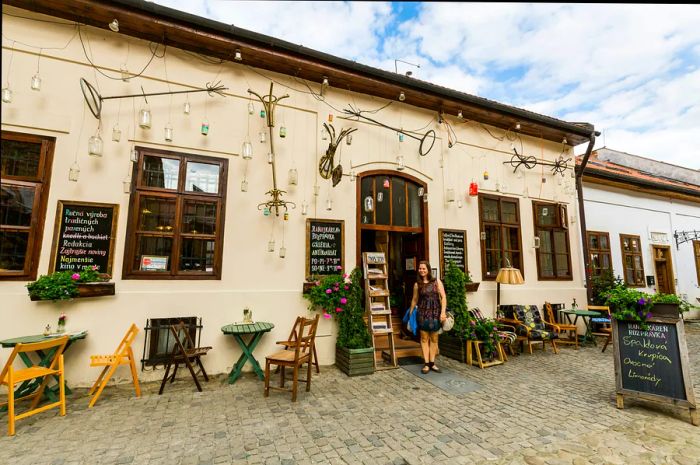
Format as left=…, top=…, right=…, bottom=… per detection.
left=674, top=230, right=700, bottom=250
left=503, top=148, right=570, bottom=176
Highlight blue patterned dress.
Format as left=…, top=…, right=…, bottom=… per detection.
left=417, top=281, right=441, bottom=332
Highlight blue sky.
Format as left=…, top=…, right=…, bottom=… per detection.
left=152, top=1, right=700, bottom=170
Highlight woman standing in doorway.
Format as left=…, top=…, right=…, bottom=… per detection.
left=410, top=260, right=447, bottom=374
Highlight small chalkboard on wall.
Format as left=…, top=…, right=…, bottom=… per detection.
left=612, top=316, right=698, bottom=425
left=438, top=228, right=467, bottom=279
left=305, top=219, right=344, bottom=278
left=48, top=201, right=119, bottom=276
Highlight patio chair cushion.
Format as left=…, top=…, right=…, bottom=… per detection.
left=515, top=305, right=557, bottom=340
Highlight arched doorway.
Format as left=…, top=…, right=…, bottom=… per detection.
left=356, top=170, right=429, bottom=312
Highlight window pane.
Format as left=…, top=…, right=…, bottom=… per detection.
left=591, top=253, right=600, bottom=269
left=485, top=251, right=500, bottom=277
left=185, top=162, right=219, bottom=194
left=537, top=205, right=555, bottom=226
left=135, top=235, right=173, bottom=271
left=484, top=225, right=500, bottom=249
left=482, top=198, right=498, bottom=222
left=634, top=270, right=644, bottom=285
left=539, top=252, right=554, bottom=277
left=503, top=227, right=519, bottom=251
left=553, top=231, right=568, bottom=254
left=555, top=254, right=570, bottom=277
left=179, top=239, right=215, bottom=272
left=602, top=254, right=611, bottom=270
left=391, top=178, right=406, bottom=227
left=501, top=201, right=517, bottom=224
left=510, top=252, right=521, bottom=271
left=634, top=255, right=643, bottom=269
left=589, top=234, right=599, bottom=250
left=631, top=238, right=640, bottom=252
left=375, top=178, right=390, bottom=225
left=407, top=183, right=421, bottom=227
left=1, top=139, right=41, bottom=178
left=142, top=155, right=179, bottom=189
left=138, top=197, right=176, bottom=232
left=622, top=238, right=630, bottom=251
left=361, top=176, right=373, bottom=225
left=1, top=185, right=35, bottom=227
left=539, top=230, right=552, bottom=253
left=182, top=200, right=217, bottom=235
left=600, top=235, right=609, bottom=250
left=0, top=230, right=29, bottom=271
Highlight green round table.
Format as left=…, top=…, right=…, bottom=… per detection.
left=561, top=310, right=601, bottom=345
left=221, top=322, right=274, bottom=384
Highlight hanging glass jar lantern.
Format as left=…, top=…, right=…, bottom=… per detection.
left=418, top=187, right=425, bottom=197
left=183, top=101, right=191, bottom=115
left=469, top=181, right=478, bottom=197
left=200, top=119, right=210, bottom=136
left=259, top=131, right=266, bottom=143
left=346, top=134, right=353, bottom=145
left=247, top=102, right=254, bottom=115
left=279, top=126, right=287, bottom=138
left=288, top=167, right=298, bottom=185
left=326, top=198, right=333, bottom=211
left=377, top=192, right=384, bottom=202
left=68, top=162, right=80, bottom=182
left=457, top=200, right=463, bottom=208
left=398, top=132, right=404, bottom=142
left=241, top=179, right=248, bottom=192
left=164, top=123, right=173, bottom=142
left=363, top=196, right=374, bottom=213
left=321, top=127, right=328, bottom=140
left=112, top=124, right=121, bottom=142
left=349, top=170, right=356, bottom=182
left=1, top=88, right=12, bottom=103
left=263, top=207, right=271, bottom=216
left=260, top=109, right=266, bottom=118
left=422, top=192, right=429, bottom=203
left=283, top=212, right=289, bottom=221
left=279, top=246, right=286, bottom=258
left=446, top=188, right=455, bottom=202
left=120, top=64, right=130, bottom=82
left=130, top=146, right=138, bottom=163
left=31, top=74, right=41, bottom=91
left=313, top=185, right=320, bottom=196
left=383, top=178, right=390, bottom=188
left=328, top=114, right=333, bottom=122
left=123, top=175, right=132, bottom=194
left=267, top=152, right=274, bottom=164
left=396, top=155, right=405, bottom=171
left=483, top=170, right=489, bottom=180
left=301, top=200, right=308, bottom=216
left=267, top=239, right=275, bottom=252
left=241, top=140, right=253, bottom=160
left=138, top=108, right=152, bottom=129
left=88, top=134, right=103, bottom=157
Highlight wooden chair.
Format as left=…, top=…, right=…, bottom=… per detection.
left=88, top=323, right=141, bottom=408
left=0, top=336, right=68, bottom=436
left=276, top=316, right=320, bottom=374
left=158, top=321, right=212, bottom=394
left=500, top=305, right=559, bottom=354
left=588, top=305, right=613, bottom=352
left=543, top=302, right=579, bottom=350
left=264, top=314, right=320, bottom=402
left=470, top=308, right=517, bottom=361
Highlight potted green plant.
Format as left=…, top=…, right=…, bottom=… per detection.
left=604, top=285, right=654, bottom=330
left=464, top=271, right=480, bottom=293
left=651, top=293, right=694, bottom=318
left=466, top=318, right=501, bottom=361
left=439, top=261, right=470, bottom=362
left=304, top=267, right=374, bottom=376
left=589, top=269, right=623, bottom=305
left=27, top=266, right=114, bottom=301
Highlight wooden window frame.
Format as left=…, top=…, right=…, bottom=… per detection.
left=694, top=240, right=700, bottom=286
left=586, top=231, right=613, bottom=277
left=359, top=173, right=422, bottom=233
left=478, top=193, right=523, bottom=281
left=122, top=147, right=227, bottom=280
left=0, top=131, right=55, bottom=281
left=533, top=202, right=572, bottom=280
left=620, top=233, right=645, bottom=287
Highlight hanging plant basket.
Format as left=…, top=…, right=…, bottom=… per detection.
left=29, top=282, right=115, bottom=301
left=465, top=282, right=481, bottom=293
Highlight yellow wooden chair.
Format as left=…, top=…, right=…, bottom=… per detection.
left=87, top=323, right=141, bottom=408
left=543, top=302, right=579, bottom=349
left=0, top=336, right=69, bottom=436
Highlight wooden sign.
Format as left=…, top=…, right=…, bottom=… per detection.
left=49, top=201, right=119, bottom=276
left=438, top=228, right=467, bottom=278
left=612, top=317, right=698, bottom=425
left=306, top=219, right=344, bottom=277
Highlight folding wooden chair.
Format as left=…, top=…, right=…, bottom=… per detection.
left=264, top=314, right=319, bottom=402
left=1, top=336, right=68, bottom=436
left=88, top=323, right=141, bottom=408
left=544, top=302, right=579, bottom=350
left=158, top=321, right=211, bottom=394
left=588, top=305, right=613, bottom=352
left=276, top=316, right=320, bottom=374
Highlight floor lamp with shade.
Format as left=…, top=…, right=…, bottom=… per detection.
left=496, top=259, right=524, bottom=315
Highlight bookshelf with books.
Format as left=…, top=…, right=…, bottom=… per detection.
left=362, top=252, right=397, bottom=369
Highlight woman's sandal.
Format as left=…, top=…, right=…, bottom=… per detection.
left=430, top=365, right=442, bottom=373
left=421, top=364, right=430, bottom=374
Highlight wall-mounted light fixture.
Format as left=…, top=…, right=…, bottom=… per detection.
left=514, top=122, right=521, bottom=131
left=457, top=110, right=463, bottom=120
left=234, top=49, right=242, bottom=61
left=109, top=19, right=119, bottom=32
left=320, top=76, right=329, bottom=96
left=398, top=91, right=405, bottom=102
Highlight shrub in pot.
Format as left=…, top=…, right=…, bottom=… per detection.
left=439, top=261, right=471, bottom=362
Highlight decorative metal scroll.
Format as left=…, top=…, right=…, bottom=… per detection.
left=342, top=104, right=436, bottom=156
left=674, top=230, right=700, bottom=250
left=79, top=78, right=227, bottom=120
left=248, top=83, right=295, bottom=216
left=319, top=123, right=357, bottom=187
left=504, top=148, right=570, bottom=176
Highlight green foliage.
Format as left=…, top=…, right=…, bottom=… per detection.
left=443, top=261, right=470, bottom=338
left=464, top=270, right=473, bottom=283
left=26, top=267, right=105, bottom=301
left=604, top=285, right=653, bottom=330
left=651, top=293, right=695, bottom=313
left=304, top=268, right=371, bottom=349
left=589, top=270, right=624, bottom=305
left=465, top=318, right=500, bottom=357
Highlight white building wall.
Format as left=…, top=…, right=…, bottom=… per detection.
left=1, top=7, right=588, bottom=385
left=583, top=182, right=700, bottom=318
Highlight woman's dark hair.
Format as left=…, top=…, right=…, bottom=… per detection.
left=416, top=260, right=435, bottom=284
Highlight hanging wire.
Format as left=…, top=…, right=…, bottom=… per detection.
left=73, top=100, right=87, bottom=163
left=2, top=25, right=78, bottom=51
left=3, top=40, right=15, bottom=87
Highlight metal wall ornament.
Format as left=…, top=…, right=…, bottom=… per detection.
left=504, top=147, right=570, bottom=176
left=318, top=123, right=358, bottom=186
left=342, top=104, right=436, bottom=156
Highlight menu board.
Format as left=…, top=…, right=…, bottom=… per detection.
left=439, top=228, right=467, bottom=278
left=49, top=201, right=119, bottom=276
left=306, top=219, right=344, bottom=277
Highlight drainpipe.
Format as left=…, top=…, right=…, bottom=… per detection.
left=576, top=131, right=599, bottom=304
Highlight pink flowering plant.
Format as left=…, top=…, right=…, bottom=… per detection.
left=304, top=266, right=353, bottom=320
left=27, top=266, right=106, bottom=301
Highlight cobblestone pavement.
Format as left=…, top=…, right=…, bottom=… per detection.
left=2, top=325, right=699, bottom=465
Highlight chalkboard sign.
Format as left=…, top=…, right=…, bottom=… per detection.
left=613, top=318, right=698, bottom=425
left=306, top=219, right=344, bottom=277
left=439, top=228, right=467, bottom=278
left=48, top=201, right=119, bottom=276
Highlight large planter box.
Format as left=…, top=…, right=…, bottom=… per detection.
left=465, top=282, right=480, bottom=293
left=335, top=346, right=375, bottom=377
left=652, top=303, right=680, bottom=319
left=29, top=282, right=115, bottom=301
left=438, top=333, right=467, bottom=363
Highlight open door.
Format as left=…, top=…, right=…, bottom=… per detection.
left=652, top=245, right=675, bottom=294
